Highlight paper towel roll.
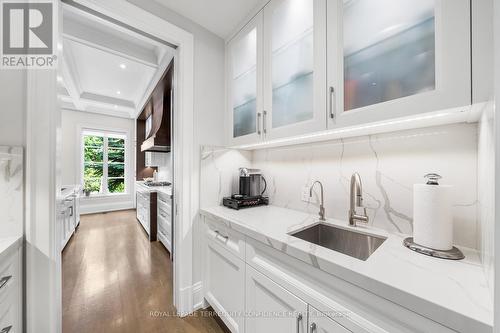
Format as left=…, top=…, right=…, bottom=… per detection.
left=413, top=184, right=453, bottom=251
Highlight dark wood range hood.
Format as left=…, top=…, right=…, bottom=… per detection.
left=140, top=62, right=173, bottom=153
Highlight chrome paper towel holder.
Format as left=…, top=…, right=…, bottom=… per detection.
left=403, top=237, right=464, bottom=260
left=404, top=173, right=465, bottom=260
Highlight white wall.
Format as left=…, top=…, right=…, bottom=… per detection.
left=494, top=0, right=500, bottom=330
left=61, top=109, right=136, bottom=214
left=0, top=71, right=26, bottom=146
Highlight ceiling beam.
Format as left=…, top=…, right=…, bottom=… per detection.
left=63, top=18, right=159, bottom=68
left=60, top=48, right=85, bottom=110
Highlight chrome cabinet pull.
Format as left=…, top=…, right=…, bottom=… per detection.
left=0, top=275, right=12, bottom=290
left=257, top=112, right=262, bottom=135
left=263, top=110, right=268, bottom=134
left=296, top=313, right=303, bottom=333
left=309, top=322, right=316, bottom=333
left=69, top=206, right=73, bottom=217
left=1, top=325, right=12, bottom=333
left=329, top=86, right=335, bottom=120
left=214, top=231, right=229, bottom=243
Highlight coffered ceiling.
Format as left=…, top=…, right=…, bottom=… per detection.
left=59, top=4, right=175, bottom=118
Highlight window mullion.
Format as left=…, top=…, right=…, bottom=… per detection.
left=103, top=135, right=109, bottom=195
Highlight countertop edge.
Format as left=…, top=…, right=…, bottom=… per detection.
left=199, top=206, right=492, bottom=333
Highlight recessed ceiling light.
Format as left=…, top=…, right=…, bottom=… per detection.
left=119, top=64, right=126, bottom=69
left=116, top=91, right=121, bottom=95
left=114, top=105, right=118, bottom=109
left=57, top=76, right=63, bottom=82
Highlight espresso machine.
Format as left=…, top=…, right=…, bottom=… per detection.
left=223, top=168, right=269, bottom=210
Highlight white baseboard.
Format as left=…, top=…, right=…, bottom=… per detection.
left=177, top=281, right=205, bottom=316
left=193, top=281, right=204, bottom=311
left=80, top=200, right=134, bottom=215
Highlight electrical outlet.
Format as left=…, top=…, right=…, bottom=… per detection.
left=301, top=186, right=311, bottom=203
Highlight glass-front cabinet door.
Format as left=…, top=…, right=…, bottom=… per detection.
left=263, top=0, right=327, bottom=140
left=227, top=12, right=263, bottom=145
left=327, top=0, right=471, bottom=128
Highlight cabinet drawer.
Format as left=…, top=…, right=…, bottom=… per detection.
left=158, top=205, right=171, bottom=221
left=245, top=238, right=455, bottom=333
left=158, top=216, right=171, bottom=238
left=158, top=230, right=172, bottom=253
left=157, top=193, right=171, bottom=209
left=205, top=217, right=245, bottom=260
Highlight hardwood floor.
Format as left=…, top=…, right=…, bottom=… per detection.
left=62, top=209, right=224, bottom=333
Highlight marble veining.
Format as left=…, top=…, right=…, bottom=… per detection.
left=0, top=146, right=23, bottom=239
left=251, top=123, right=478, bottom=248
left=199, top=124, right=478, bottom=248
left=200, top=205, right=492, bottom=333
left=199, top=146, right=252, bottom=209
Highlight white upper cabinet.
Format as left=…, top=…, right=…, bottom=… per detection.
left=226, top=0, right=472, bottom=145
left=227, top=12, right=263, bottom=146
left=327, top=0, right=471, bottom=128
left=263, top=0, right=327, bottom=140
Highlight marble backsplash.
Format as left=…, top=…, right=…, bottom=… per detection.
left=0, top=146, right=23, bottom=239
left=200, top=146, right=252, bottom=208
left=252, top=123, right=478, bottom=248
left=200, top=123, right=479, bottom=249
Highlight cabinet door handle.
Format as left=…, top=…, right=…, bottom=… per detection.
left=1, top=326, right=12, bottom=333
left=69, top=206, right=73, bottom=217
left=263, top=110, right=268, bottom=134
left=257, top=112, right=262, bottom=135
left=0, top=275, right=12, bottom=290
left=214, top=231, right=229, bottom=243
left=309, top=322, right=316, bottom=333
left=296, top=313, right=303, bottom=333
left=329, top=86, right=335, bottom=120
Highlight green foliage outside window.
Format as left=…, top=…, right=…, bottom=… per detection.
left=83, top=134, right=126, bottom=194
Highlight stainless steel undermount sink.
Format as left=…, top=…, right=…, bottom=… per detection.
left=290, top=223, right=386, bottom=261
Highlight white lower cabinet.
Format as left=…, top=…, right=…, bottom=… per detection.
left=157, top=192, right=172, bottom=253
left=203, top=216, right=457, bottom=333
left=204, top=235, right=245, bottom=333
left=308, top=305, right=351, bottom=333
left=245, top=265, right=307, bottom=333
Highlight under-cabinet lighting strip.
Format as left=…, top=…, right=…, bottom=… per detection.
left=232, top=109, right=466, bottom=150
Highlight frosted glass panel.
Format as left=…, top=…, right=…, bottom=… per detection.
left=232, top=28, right=257, bottom=138
left=271, top=0, right=314, bottom=128
left=343, top=0, right=435, bottom=111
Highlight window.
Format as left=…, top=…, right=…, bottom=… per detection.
left=82, top=130, right=126, bottom=195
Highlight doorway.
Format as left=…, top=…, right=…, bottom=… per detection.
left=25, top=0, right=198, bottom=331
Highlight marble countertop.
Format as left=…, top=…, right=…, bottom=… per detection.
left=200, top=205, right=493, bottom=333
left=136, top=181, right=172, bottom=198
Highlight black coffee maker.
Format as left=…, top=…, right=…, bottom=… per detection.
left=238, top=168, right=267, bottom=197
left=222, top=168, right=269, bottom=210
